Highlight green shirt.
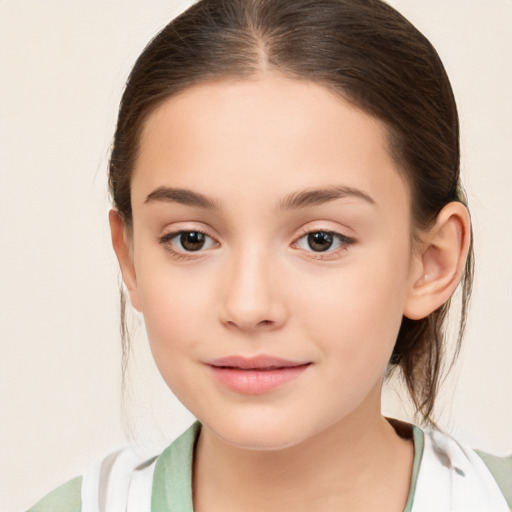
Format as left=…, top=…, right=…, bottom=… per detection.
left=27, top=422, right=512, bottom=512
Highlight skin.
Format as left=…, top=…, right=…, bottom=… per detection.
left=110, top=75, right=471, bottom=511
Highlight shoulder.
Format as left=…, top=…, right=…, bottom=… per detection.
left=26, top=449, right=156, bottom=512
left=26, top=476, right=82, bottom=512
left=26, top=422, right=200, bottom=512
left=415, top=427, right=512, bottom=511
left=476, top=450, right=512, bottom=509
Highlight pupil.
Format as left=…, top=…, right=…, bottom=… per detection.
left=181, top=232, right=205, bottom=251
left=308, top=232, right=333, bottom=252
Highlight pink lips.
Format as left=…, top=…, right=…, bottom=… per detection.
left=206, top=355, right=311, bottom=394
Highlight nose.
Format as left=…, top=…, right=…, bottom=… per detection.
left=219, top=246, right=287, bottom=333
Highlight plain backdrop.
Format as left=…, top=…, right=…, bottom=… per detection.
left=1, top=0, right=511, bottom=510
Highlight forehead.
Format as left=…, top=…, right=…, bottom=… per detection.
left=131, top=76, right=409, bottom=215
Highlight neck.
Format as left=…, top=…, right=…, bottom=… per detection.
left=193, top=392, right=414, bottom=512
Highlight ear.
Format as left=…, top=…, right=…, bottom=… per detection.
left=108, top=209, right=142, bottom=312
left=403, top=202, right=471, bottom=320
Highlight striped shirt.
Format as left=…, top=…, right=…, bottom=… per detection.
left=27, top=421, right=512, bottom=512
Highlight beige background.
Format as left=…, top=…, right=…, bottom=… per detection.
left=1, top=0, right=511, bottom=510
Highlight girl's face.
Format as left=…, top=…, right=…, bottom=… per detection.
left=124, top=76, right=419, bottom=450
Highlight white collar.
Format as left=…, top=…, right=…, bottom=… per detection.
left=412, top=428, right=509, bottom=511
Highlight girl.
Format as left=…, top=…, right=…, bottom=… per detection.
left=25, top=0, right=511, bottom=510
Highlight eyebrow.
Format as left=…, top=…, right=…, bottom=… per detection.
left=277, top=185, right=375, bottom=210
left=144, top=185, right=375, bottom=211
left=145, top=187, right=221, bottom=210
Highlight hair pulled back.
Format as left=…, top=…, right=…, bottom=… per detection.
left=109, top=0, right=474, bottom=424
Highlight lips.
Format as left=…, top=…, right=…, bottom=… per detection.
left=206, top=355, right=311, bottom=394
left=208, top=355, right=308, bottom=370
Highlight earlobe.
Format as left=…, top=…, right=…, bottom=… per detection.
left=404, top=202, right=471, bottom=320
left=108, top=209, right=142, bottom=312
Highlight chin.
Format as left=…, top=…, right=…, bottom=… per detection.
left=199, top=410, right=318, bottom=452
left=218, top=426, right=306, bottom=451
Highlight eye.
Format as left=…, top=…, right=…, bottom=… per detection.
left=160, top=230, right=217, bottom=254
left=294, top=230, right=353, bottom=255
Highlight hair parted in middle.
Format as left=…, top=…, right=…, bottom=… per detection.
left=109, top=0, right=474, bottom=424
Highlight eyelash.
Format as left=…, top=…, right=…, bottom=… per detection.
left=158, top=228, right=355, bottom=261
left=292, top=228, right=354, bottom=260
left=158, top=229, right=215, bottom=261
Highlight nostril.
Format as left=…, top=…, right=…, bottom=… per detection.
left=225, top=318, right=276, bottom=331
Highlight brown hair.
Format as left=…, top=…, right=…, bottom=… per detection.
left=109, top=0, right=473, bottom=424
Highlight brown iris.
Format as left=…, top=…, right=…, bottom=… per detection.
left=307, top=232, right=334, bottom=252
left=180, top=231, right=206, bottom=251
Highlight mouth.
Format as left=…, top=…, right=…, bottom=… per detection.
left=208, top=355, right=310, bottom=370
left=206, top=355, right=311, bottom=394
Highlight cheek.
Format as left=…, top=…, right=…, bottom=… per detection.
left=134, top=256, right=214, bottom=372
left=295, top=243, right=411, bottom=370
